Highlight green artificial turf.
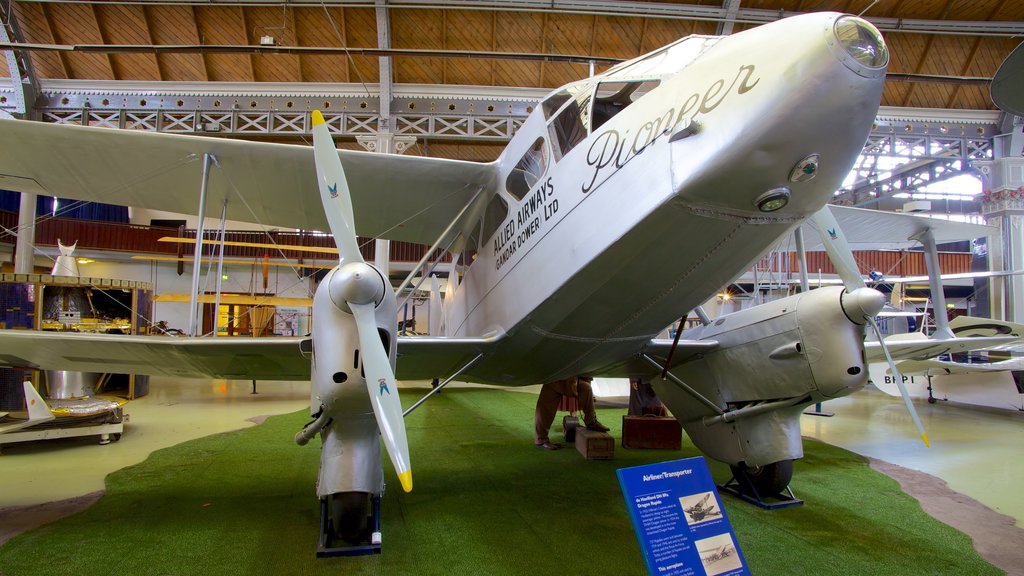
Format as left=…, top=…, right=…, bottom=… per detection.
left=0, top=387, right=1003, bottom=576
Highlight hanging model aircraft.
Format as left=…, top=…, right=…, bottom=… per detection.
left=0, top=11, right=1015, bottom=548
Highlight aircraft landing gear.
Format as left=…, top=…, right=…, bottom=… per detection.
left=719, top=460, right=803, bottom=510
left=317, top=491, right=382, bottom=557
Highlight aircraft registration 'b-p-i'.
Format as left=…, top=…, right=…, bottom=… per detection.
left=0, top=12, right=1014, bottom=545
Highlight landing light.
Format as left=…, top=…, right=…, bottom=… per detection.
left=834, top=16, right=888, bottom=69
left=754, top=188, right=790, bottom=212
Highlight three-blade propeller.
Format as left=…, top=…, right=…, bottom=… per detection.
left=311, top=110, right=413, bottom=492
left=809, top=206, right=930, bottom=448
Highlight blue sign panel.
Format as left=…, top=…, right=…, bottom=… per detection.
left=617, top=457, right=749, bottom=576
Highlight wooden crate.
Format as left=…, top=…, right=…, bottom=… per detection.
left=621, top=415, right=682, bottom=450
left=575, top=428, right=614, bottom=460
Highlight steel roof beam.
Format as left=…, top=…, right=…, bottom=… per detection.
left=0, top=1, right=41, bottom=118
left=13, top=0, right=1024, bottom=37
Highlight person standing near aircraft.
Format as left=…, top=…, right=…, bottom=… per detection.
left=534, top=376, right=609, bottom=450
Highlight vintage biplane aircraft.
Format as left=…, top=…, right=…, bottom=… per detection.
left=0, top=11, right=1014, bottom=547
left=683, top=493, right=722, bottom=523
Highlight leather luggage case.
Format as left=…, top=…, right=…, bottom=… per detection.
left=575, top=428, right=614, bottom=460
left=621, top=415, right=682, bottom=449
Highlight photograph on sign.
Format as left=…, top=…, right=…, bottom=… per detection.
left=696, top=533, right=742, bottom=576
left=679, top=491, right=722, bottom=526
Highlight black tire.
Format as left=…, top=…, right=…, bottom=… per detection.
left=731, top=459, right=793, bottom=496
left=331, top=491, right=369, bottom=543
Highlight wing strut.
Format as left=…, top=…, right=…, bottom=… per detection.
left=642, top=354, right=724, bottom=415
left=403, top=353, right=485, bottom=417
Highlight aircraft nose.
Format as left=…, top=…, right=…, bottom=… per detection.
left=828, top=16, right=888, bottom=78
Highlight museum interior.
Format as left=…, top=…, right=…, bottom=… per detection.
left=0, top=1, right=1022, bottom=575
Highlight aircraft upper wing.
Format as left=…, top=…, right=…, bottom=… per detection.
left=0, top=118, right=496, bottom=245
left=0, top=330, right=500, bottom=382
left=798, top=205, right=998, bottom=250
left=864, top=335, right=1018, bottom=363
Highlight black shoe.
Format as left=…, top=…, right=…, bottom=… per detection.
left=586, top=421, right=610, bottom=432
left=535, top=441, right=562, bottom=450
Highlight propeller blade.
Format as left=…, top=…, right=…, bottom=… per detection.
left=867, top=317, right=930, bottom=448
left=808, top=206, right=865, bottom=292
left=311, top=110, right=362, bottom=265
left=350, top=301, right=413, bottom=492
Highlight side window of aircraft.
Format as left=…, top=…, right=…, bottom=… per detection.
left=548, top=93, right=592, bottom=161
left=505, top=138, right=549, bottom=200
left=466, top=190, right=509, bottom=253
left=479, top=192, right=510, bottom=248
left=591, top=79, right=662, bottom=131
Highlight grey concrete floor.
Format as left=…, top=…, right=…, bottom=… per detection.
left=801, top=385, right=1024, bottom=527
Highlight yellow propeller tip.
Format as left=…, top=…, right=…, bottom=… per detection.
left=311, top=110, right=325, bottom=126
left=398, top=470, right=413, bottom=493
left=922, top=434, right=930, bottom=448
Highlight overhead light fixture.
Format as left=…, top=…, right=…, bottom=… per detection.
left=76, top=257, right=94, bottom=264
left=754, top=187, right=791, bottom=212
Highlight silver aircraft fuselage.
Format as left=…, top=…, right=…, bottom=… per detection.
left=443, top=12, right=887, bottom=385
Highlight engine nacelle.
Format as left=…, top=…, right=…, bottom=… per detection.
left=652, top=286, right=879, bottom=467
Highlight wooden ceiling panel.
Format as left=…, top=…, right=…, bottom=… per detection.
left=443, top=11, right=494, bottom=85
left=883, top=33, right=928, bottom=74
left=893, top=0, right=953, bottom=19
left=393, top=9, right=444, bottom=84
left=12, top=2, right=67, bottom=80
left=416, top=141, right=504, bottom=162
left=195, top=6, right=252, bottom=82
left=881, top=79, right=913, bottom=106
left=593, top=17, right=644, bottom=59
left=343, top=8, right=379, bottom=84
left=641, top=18, right=712, bottom=52
left=44, top=3, right=113, bottom=80
left=909, top=82, right=958, bottom=108
left=143, top=6, right=207, bottom=82
left=543, top=14, right=594, bottom=86
left=294, top=7, right=348, bottom=83
left=94, top=5, right=160, bottom=81
left=247, top=7, right=301, bottom=82
left=493, top=11, right=543, bottom=87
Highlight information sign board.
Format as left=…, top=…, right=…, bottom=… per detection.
left=617, top=457, right=749, bottom=576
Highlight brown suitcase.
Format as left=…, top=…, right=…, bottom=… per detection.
left=575, top=428, right=614, bottom=460
left=621, top=415, right=682, bottom=450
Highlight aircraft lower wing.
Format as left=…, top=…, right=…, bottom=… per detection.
left=0, top=118, right=495, bottom=245
left=895, top=357, right=1022, bottom=375
left=593, top=338, right=720, bottom=377
left=864, top=335, right=1018, bottom=363
left=0, top=330, right=500, bottom=382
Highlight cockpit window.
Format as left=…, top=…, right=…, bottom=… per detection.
left=541, top=91, right=573, bottom=120
left=591, top=79, right=661, bottom=131
left=548, top=91, right=592, bottom=161
left=506, top=138, right=549, bottom=200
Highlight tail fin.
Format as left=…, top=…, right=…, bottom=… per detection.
left=24, top=381, right=53, bottom=423
left=0, top=381, right=55, bottom=434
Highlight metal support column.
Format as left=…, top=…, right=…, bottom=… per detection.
left=188, top=153, right=213, bottom=337
left=212, top=199, right=229, bottom=338
left=794, top=227, right=810, bottom=292
left=913, top=228, right=955, bottom=339
left=13, top=193, right=36, bottom=274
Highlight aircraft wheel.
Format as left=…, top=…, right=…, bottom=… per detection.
left=732, top=459, right=793, bottom=496
left=331, top=491, right=369, bottom=543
